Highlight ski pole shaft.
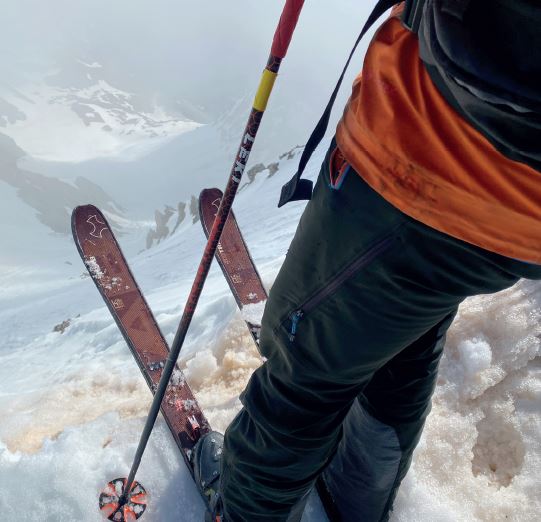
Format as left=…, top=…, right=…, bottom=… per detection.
left=122, top=0, right=305, bottom=501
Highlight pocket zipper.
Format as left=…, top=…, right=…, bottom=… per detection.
left=287, top=231, right=399, bottom=342
left=288, top=310, right=304, bottom=342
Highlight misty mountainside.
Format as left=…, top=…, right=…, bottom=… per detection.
left=0, top=32, right=312, bottom=264
left=0, top=0, right=385, bottom=270
left=0, top=119, right=303, bottom=269
left=1, top=54, right=309, bottom=245
left=0, top=0, right=381, bottom=211
left=0, top=58, right=305, bottom=265
left=0, top=59, right=201, bottom=162
left=0, top=133, right=120, bottom=236
left=145, top=145, right=301, bottom=249
left=20, top=106, right=241, bottom=216
left=14, top=79, right=306, bottom=217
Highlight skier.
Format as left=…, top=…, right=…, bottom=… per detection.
left=195, top=0, right=541, bottom=520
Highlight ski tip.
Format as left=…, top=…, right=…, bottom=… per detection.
left=73, top=203, right=99, bottom=212
left=99, top=477, right=148, bottom=522
left=199, top=188, right=223, bottom=200
left=198, top=188, right=224, bottom=235
left=72, top=204, right=100, bottom=223
left=71, top=204, right=105, bottom=242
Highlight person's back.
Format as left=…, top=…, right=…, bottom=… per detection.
left=338, top=0, right=541, bottom=264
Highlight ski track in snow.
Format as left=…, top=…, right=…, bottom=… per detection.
left=0, top=143, right=540, bottom=521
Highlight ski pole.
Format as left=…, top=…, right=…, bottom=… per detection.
left=117, top=0, right=305, bottom=511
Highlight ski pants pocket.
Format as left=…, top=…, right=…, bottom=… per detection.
left=283, top=227, right=402, bottom=344
left=262, top=139, right=409, bottom=370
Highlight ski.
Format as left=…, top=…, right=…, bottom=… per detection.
left=199, top=188, right=268, bottom=346
left=72, top=204, right=211, bottom=511
left=73, top=200, right=334, bottom=520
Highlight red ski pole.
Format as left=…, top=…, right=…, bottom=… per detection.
left=114, top=0, right=305, bottom=515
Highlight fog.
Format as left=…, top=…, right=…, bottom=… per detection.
left=1, top=0, right=375, bottom=133
left=0, top=0, right=382, bottom=262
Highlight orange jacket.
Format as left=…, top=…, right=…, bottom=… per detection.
left=336, top=12, right=541, bottom=263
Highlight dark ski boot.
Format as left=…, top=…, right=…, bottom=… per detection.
left=192, top=431, right=226, bottom=521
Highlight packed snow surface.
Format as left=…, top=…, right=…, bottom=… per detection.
left=0, top=144, right=539, bottom=521
left=241, top=300, right=267, bottom=325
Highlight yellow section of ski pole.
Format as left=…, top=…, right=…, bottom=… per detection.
left=253, top=69, right=278, bottom=112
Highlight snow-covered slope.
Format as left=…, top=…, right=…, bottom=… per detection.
left=0, top=143, right=539, bottom=521
left=0, top=61, right=201, bottom=162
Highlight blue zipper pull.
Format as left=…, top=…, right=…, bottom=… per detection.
left=289, top=310, right=303, bottom=342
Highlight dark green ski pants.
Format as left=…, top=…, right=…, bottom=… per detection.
left=221, top=141, right=541, bottom=521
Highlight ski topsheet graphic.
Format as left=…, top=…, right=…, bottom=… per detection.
left=72, top=205, right=210, bottom=472
left=199, top=188, right=268, bottom=346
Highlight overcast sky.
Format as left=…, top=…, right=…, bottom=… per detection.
left=1, top=0, right=379, bottom=121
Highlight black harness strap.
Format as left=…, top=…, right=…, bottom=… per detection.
left=278, top=0, right=403, bottom=207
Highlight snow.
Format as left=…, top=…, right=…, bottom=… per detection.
left=0, top=143, right=539, bottom=521
left=77, top=60, right=103, bottom=69
left=392, top=280, right=541, bottom=521
left=0, top=81, right=201, bottom=162
left=241, top=300, right=267, bottom=325
left=85, top=256, right=105, bottom=280
left=0, top=414, right=200, bottom=521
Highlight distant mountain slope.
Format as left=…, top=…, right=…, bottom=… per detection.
left=0, top=61, right=201, bottom=162
left=0, top=133, right=120, bottom=234
left=21, top=117, right=237, bottom=217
